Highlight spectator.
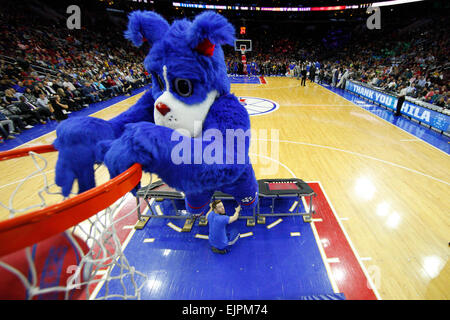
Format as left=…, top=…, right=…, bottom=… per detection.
left=16, top=95, right=49, bottom=124
left=0, top=110, right=18, bottom=137
left=12, top=81, right=27, bottom=94
left=80, top=81, right=101, bottom=104
left=0, top=103, right=27, bottom=132
left=3, top=89, right=19, bottom=104
left=56, top=88, right=81, bottom=111
left=49, top=95, right=69, bottom=122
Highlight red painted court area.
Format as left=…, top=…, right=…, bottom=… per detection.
left=305, top=182, right=379, bottom=300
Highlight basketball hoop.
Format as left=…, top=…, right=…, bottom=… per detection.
left=240, top=45, right=247, bottom=56
left=0, top=145, right=148, bottom=299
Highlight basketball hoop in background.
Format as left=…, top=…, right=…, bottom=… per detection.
left=235, top=39, right=252, bottom=76
left=240, top=45, right=248, bottom=75
left=0, top=145, right=148, bottom=300
left=240, top=45, right=247, bottom=56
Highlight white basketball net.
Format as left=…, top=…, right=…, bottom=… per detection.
left=0, top=151, right=148, bottom=300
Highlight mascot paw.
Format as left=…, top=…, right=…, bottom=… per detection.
left=103, top=134, right=143, bottom=195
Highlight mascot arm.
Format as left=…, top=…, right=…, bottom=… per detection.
left=54, top=90, right=155, bottom=196
left=107, top=90, right=155, bottom=135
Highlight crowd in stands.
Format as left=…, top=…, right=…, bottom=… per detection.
left=0, top=3, right=151, bottom=143
left=226, top=15, right=449, bottom=110
left=1, top=1, right=448, bottom=143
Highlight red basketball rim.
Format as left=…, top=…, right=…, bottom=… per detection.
left=0, top=144, right=142, bottom=257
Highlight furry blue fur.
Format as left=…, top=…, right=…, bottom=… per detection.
left=124, top=11, right=169, bottom=47
left=54, top=11, right=258, bottom=214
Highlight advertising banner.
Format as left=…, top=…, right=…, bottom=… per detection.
left=346, top=81, right=449, bottom=133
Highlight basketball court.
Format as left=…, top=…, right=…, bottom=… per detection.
left=0, top=76, right=449, bottom=300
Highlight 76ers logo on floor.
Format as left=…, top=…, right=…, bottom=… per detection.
left=239, top=97, right=279, bottom=116
left=241, top=192, right=258, bottom=206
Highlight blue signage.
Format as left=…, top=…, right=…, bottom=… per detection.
left=400, top=100, right=449, bottom=132
left=346, top=81, right=449, bottom=133
left=345, top=81, right=397, bottom=109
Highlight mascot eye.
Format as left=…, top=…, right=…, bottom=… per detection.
left=156, top=74, right=165, bottom=91
left=174, top=78, right=193, bottom=97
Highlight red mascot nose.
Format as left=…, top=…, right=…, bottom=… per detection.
left=156, top=102, right=171, bottom=116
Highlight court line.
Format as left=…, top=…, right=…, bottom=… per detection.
left=244, top=103, right=270, bottom=110
left=309, top=217, right=341, bottom=294
left=9, top=90, right=147, bottom=151
left=315, top=181, right=382, bottom=300
left=327, top=257, right=341, bottom=264
left=283, top=104, right=356, bottom=107
left=167, top=222, right=182, bottom=232
left=252, top=152, right=340, bottom=294
left=155, top=205, right=163, bottom=216
left=289, top=201, right=298, bottom=212
left=256, top=138, right=450, bottom=186
left=234, top=83, right=302, bottom=90
left=89, top=205, right=146, bottom=300
left=245, top=100, right=276, bottom=108
left=0, top=169, right=55, bottom=190
left=245, top=106, right=266, bottom=113
left=266, top=218, right=283, bottom=229
left=300, top=195, right=340, bottom=294
left=249, top=152, right=296, bottom=178
left=316, top=83, right=449, bottom=157
left=239, top=232, right=253, bottom=238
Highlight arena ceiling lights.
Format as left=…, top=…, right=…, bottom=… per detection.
left=172, top=0, right=425, bottom=12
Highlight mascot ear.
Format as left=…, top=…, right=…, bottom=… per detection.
left=188, top=11, right=235, bottom=57
left=124, top=10, right=170, bottom=47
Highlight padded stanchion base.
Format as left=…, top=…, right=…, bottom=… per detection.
left=257, top=216, right=266, bottom=225
left=198, top=216, right=208, bottom=226
left=182, top=218, right=195, bottom=232
left=135, top=216, right=150, bottom=230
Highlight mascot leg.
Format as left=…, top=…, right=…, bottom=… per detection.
left=185, top=190, right=215, bottom=215
left=222, top=165, right=258, bottom=210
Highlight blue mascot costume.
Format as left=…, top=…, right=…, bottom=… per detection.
left=53, top=11, right=258, bottom=215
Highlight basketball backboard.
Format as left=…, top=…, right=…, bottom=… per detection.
left=234, top=39, right=252, bottom=52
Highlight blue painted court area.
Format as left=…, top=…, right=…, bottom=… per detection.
left=97, top=197, right=344, bottom=300
left=0, top=87, right=149, bottom=152
left=228, top=75, right=261, bottom=84
left=321, top=84, right=450, bottom=154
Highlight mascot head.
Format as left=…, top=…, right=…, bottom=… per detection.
left=125, top=11, right=235, bottom=137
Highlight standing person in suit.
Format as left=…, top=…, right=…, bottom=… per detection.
left=301, top=63, right=307, bottom=87
left=310, top=64, right=316, bottom=83
left=332, top=65, right=339, bottom=87
left=395, top=85, right=407, bottom=116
